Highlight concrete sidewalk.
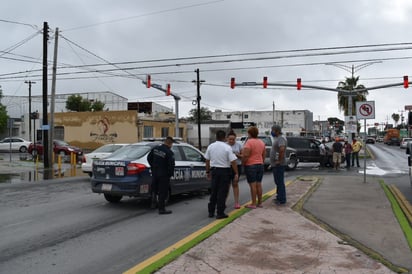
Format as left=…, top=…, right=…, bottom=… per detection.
left=154, top=175, right=412, bottom=274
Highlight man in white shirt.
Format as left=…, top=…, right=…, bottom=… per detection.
left=205, top=130, right=238, bottom=219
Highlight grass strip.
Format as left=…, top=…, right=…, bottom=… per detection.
left=379, top=180, right=412, bottom=251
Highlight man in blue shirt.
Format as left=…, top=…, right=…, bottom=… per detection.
left=147, top=137, right=175, bottom=214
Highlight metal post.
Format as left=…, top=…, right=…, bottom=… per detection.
left=175, top=98, right=180, bottom=138
left=42, top=21, right=50, bottom=175
left=25, top=81, right=36, bottom=141
left=363, top=119, right=367, bottom=183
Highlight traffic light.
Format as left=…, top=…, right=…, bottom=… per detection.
left=230, top=77, right=235, bottom=89
left=146, top=75, right=151, bottom=88
left=263, top=76, right=268, bottom=88
left=404, top=76, right=409, bottom=88
left=297, top=78, right=302, bottom=90
left=166, top=84, right=171, bottom=96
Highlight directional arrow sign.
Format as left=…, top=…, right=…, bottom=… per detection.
left=356, top=101, right=375, bottom=119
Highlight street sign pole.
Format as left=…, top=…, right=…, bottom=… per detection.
left=364, top=119, right=367, bottom=183
left=356, top=101, right=375, bottom=184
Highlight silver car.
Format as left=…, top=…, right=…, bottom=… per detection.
left=81, top=143, right=129, bottom=177
left=400, top=138, right=412, bottom=149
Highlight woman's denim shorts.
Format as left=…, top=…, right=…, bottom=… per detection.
left=244, top=164, right=264, bottom=183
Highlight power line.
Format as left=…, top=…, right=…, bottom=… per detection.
left=0, top=30, right=41, bottom=57
left=62, top=0, right=225, bottom=32
left=0, top=19, right=38, bottom=29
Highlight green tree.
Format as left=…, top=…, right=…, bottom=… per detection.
left=392, top=113, right=400, bottom=127
left=337, top=76, right=368, bottom=116
left=91, top=101, right=105, bottom=111
left=66, top=94, right=104, bottom=112
left=187, top=107, right=212, bottom=123
left=0, top=86, right=8, bottom=133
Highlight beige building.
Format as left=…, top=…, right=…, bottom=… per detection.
left=52, top=110, right=187, bottom=150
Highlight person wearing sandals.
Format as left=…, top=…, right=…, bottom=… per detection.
left=270, top=125, right=287, bottom=205
left=205, top=130, right=239, bottom=219
left=242, top=126, right=266, bottom=209
left=226, top=130, right=243, bottom=209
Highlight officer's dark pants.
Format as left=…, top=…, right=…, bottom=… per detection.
left=152, top=175, right=170, bottom=211
left=208, top=168, right=231, bottom=216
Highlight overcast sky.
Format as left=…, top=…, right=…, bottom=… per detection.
left=2, top=0, right=412, bottom=130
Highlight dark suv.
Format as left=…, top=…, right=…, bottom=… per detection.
left=286, top=136, right=340, bottom=167
left=241, top=135, right=298, bottom=171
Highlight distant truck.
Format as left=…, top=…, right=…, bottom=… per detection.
left=384, top=129, right=401, bottom=146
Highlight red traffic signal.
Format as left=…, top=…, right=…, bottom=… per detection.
left=230, top=77, right=235, bottom=89
left=146, top=75, right=151, bottom=88
left=297, top=78, right=302, bottom=90
left=263, top=76, right=268, bottom=88
left=404, top=76, right=409, bottom=88
left=166, top=84, right=171, bottom=96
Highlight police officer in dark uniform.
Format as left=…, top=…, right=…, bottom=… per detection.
left=147, top=136, right=175, bottom=215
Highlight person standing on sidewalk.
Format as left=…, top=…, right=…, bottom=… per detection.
left=319, top=139, right=327, bottom=168
left=270, top=125, right=287, bottom=205
left=343, top=140, right=353, bottom=169
left=226, top=130, right=243, bottom=209
left=242, top=126, right=266, bottom=209
left=205, top=130, right=239, bottom=219
left=147, top=136, right=175, bottom=215
left=351, top=138, right=362, bottom=167
left=332, top=138, right=343, bottom=170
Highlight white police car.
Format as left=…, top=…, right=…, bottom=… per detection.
left=91, top=139, right=209, bottom=203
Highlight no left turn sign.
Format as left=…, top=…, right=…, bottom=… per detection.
left=356, top=101, right=375, bottom=119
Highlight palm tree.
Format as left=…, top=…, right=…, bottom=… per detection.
left=392, top=113, right=400, bottom=127
left=337, top=76, right=368, bottom=116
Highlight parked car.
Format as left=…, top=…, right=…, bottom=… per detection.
left=81, top=143, right=129, bottom=177
left=91, top=140, right=210, bottom=203
left=286, top=136, right=344, bottom=167
left=400, top=138, right=412, bottom=149
left=0, top=137, right=31, bottom=153
left=406, top=141, right=412, bottom=187
left=28, top=139, right=83, bottom=162
left=240, top=135, right=298, bottom=171
left=365, top=136, right=376, bottom=144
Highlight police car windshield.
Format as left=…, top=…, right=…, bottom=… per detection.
left=105, top=144, right=152, bottom=160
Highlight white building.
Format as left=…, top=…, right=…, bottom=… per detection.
left=212, top=109, right=313, bottom=136
left=2, top=91, right=128, bottom=119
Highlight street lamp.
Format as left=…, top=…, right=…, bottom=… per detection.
left=326, top=61, right=381, bottom=142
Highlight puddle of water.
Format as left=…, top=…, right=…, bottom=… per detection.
left=0, top=167, right=83, bottom=183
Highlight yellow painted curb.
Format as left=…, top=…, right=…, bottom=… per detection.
left=388, top=184, right=412, bottom=225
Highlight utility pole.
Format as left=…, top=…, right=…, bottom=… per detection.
left=24, top=80, right=36, bottom=141
left=272, top=101, right=275, bottom=124
left=194, top=68, right=204, bottom=151
left=49, top=27, right=59, bottom=166
left=42, top=22, right=50, bottom=175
